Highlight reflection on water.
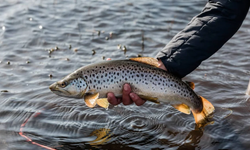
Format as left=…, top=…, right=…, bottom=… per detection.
left=0, top=0, right=250, bottom=150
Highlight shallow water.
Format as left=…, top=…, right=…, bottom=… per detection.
left=0, top=0, right=250, bottom=150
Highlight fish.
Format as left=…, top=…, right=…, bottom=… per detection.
left=49, top=57, right=215, bottom=124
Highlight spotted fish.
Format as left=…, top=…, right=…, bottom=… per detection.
left=49, top=57, right=215, bottom=124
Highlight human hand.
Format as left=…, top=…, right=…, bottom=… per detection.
left=107, top=83, right=146, bottom=106
left=107, top=59, right=167, bottom=106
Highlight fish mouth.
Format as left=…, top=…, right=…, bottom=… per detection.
left=49, top=83, right=70, bottom=95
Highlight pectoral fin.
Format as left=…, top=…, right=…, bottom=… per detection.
left=172, top=104, right=191, bottom=114
left=138, top=95, right=160, bottom=104
left=97, top=98, right=109, bottom=109
left=84, top=93, right=99, bottom=108
left=129, top=57, right=159, bottom=68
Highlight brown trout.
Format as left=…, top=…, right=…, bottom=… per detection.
left=49, top=57, right=214, bottom=124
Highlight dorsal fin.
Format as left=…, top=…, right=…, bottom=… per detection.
left=185, top=81, right=195, bottom=90
left=129, top=57, right=159, bottom=68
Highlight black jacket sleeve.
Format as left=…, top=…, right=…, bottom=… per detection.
left=156, top=0, right=250, bottom=78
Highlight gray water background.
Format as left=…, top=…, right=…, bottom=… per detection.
left=0, top=0, right=250, bottom=150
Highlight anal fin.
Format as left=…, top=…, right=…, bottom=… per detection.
left=172, top=104, right=191, bottom=114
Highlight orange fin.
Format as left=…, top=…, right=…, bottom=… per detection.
left=138, top=95, right=160, bottom=104
left=84, top=93, right=99, bottom=108
left=185, top=81, right=195, bottom=90
left=97, top=98, right=109, bottom=109
left=172, top=104, right=191, bottom=114
left=129, top=57, right=159, bottom=68
left=191, top=96, right=215, bottom=124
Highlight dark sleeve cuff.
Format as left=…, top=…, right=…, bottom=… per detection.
left=156, top=0, right=250, bottom=78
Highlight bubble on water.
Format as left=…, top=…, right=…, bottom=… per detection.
left=2, top=26, right=5, bottom=30
left=39, top=25, right=43, bottom=29
left=29, top=18, right=33, bottom=21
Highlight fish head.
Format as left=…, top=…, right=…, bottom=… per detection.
left=49, top=77, right=88, bottom=98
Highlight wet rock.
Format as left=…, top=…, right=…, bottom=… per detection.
left=92, top=49, right=96, bottom=55
left=117, top=44, right=122, bottom=50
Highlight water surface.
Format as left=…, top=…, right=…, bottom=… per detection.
left=0, top=0, right=250, bottom=150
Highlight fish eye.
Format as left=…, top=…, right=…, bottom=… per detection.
left=60, top=82, right=67, bottom=88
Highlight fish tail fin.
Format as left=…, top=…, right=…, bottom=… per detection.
left=97, top=98, right=109, bottom=109
left=191, top=96, right=215, bottom=124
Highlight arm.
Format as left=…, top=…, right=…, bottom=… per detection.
left=157, top=0, right=250, bottom=78
left=108, top=0, right=250, bottom=105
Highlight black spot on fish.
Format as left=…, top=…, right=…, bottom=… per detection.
left=98, top=81, right=100, bottom=84
left=111, top=79, right=113, bottom=82
left=94, top=80, right=96, bottom=82
left=85, top=76, right=88, bottom=79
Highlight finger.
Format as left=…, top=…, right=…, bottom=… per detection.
left=122, top=84, right=133, bottom=105
left=107, top=92, right=120, bottom=105
left=129, top=93, right=146, bottom=106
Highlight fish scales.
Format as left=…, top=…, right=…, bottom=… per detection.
left=72, top=60, right=201, bottom=110
left=49, top=57, right=215, bottom=125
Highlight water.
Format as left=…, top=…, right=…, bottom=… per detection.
left=0, top=0, right=249, bottom=149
